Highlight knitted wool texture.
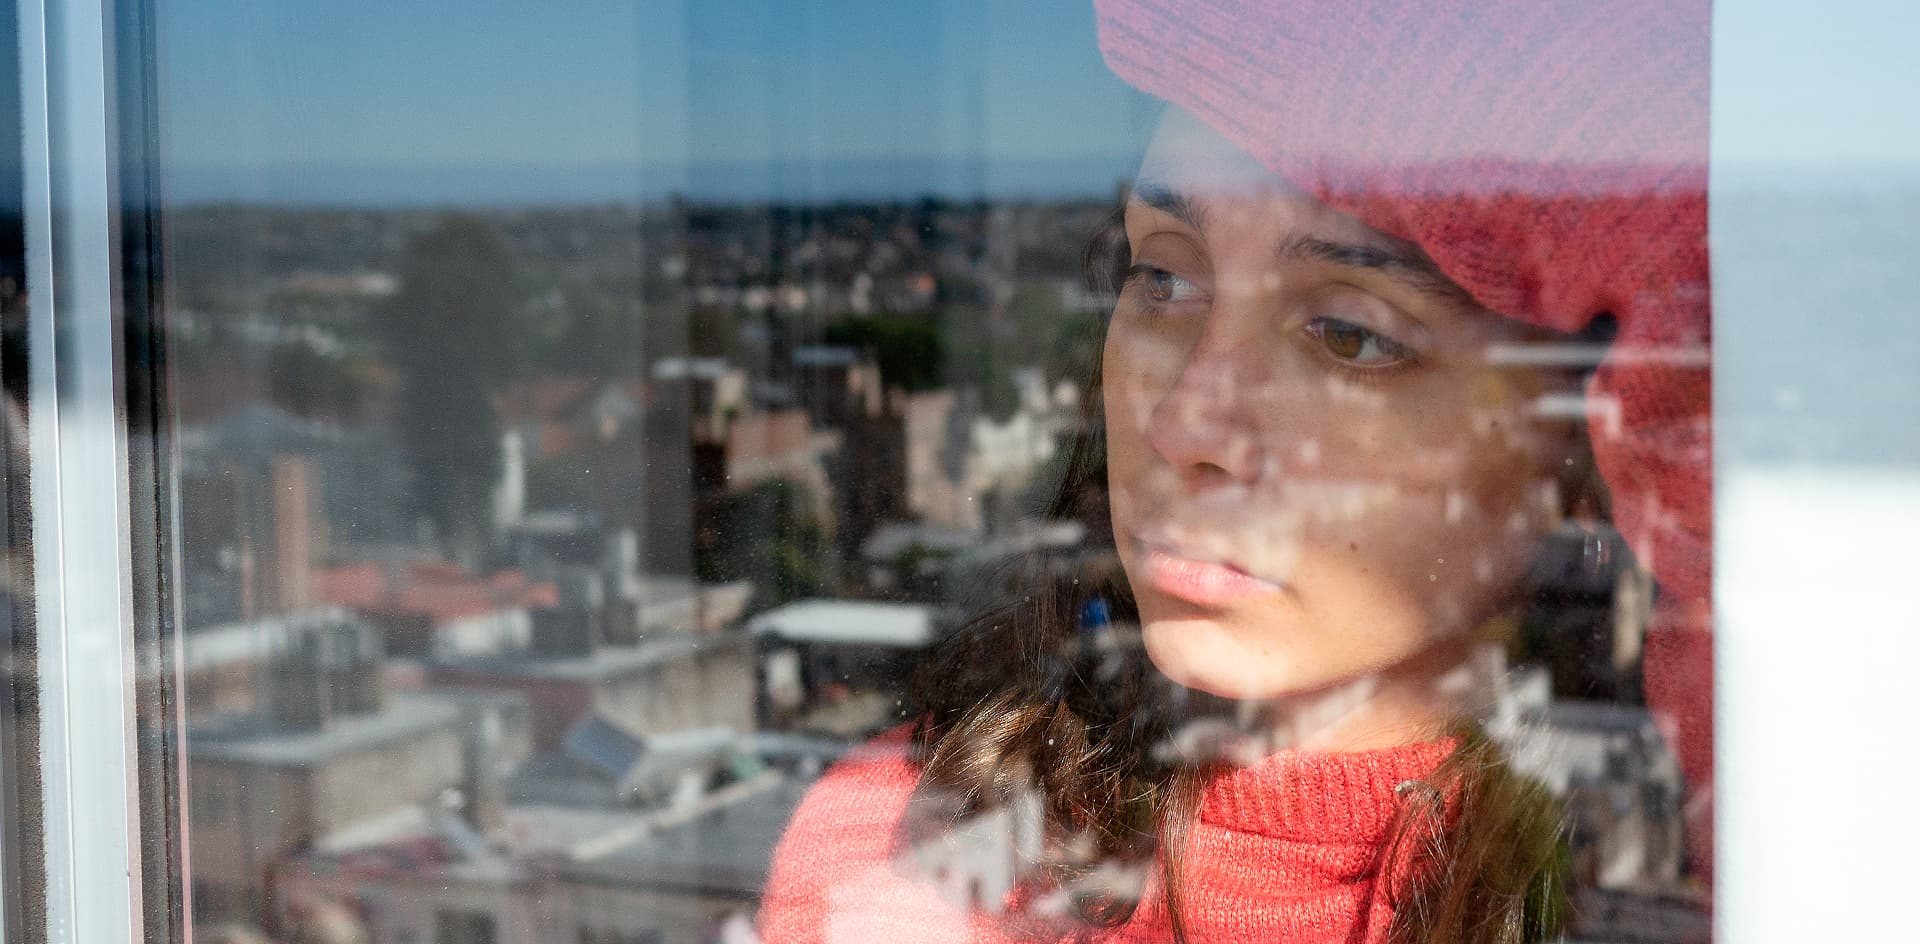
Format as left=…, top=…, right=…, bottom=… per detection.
left=1093, top=0, right=1715, bottom=868
left=758, top=735, right=1457, bottom=943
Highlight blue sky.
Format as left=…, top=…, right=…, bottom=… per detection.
left=1713, top=0, right=1920, bottom=173
left=159, top=0, right=1158, bottom=203
left=156, top=1, right=1920, bottom=205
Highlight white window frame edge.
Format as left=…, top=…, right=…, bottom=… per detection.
left=1713, top=4, right=1920, bottom=943
left=18, top=0, right=145, bottom=940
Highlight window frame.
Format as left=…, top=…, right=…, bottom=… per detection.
left=15, top=0, right=179, bottom=942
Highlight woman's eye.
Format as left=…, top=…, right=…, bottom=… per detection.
left=1125, top=265, right=1202, bottom=306
left=1305, top=317, right=1416, bottom=367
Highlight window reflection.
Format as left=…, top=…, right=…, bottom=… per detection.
left=158, top=2, right=1711, bottom=943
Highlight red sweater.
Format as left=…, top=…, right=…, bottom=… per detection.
left=757, top=735, right=1456, bottom=943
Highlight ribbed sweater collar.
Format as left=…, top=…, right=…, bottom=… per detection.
left=1196, top=738, right=1457, bottom=843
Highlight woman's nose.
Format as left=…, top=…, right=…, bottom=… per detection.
left=1144, top=332, right=1265, bottom=488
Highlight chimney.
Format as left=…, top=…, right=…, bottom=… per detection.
left=530, top=567, right=604, bottom=657
left=266, top=615, right=390, bottom=730
left=605, top=527, right=639, bottom=583
left=602, top=529, right=642, bottom=646
left=270, top=456, right=315, bottom=612
left=330, top=618, right=387, bottom=716
left=459, top=703, right=507, bottom=835
left=267, top=629, right=329, bottom=731
left=492, top=429, right=527, bottom=534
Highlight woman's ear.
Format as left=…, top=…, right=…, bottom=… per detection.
left=1515, top=473, right=1565, bottom=541
left=1575, top=312, right=1619, bottom=350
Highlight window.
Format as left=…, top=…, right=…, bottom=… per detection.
left=434, top=910, right=496, bottom=944
left=578, top=928, right=660, bottom=944
left=190, top=881, right=251, bottom=926
left=4, top=2, right=1919, bottom=944
left=187, top=784, right=224, bottom=825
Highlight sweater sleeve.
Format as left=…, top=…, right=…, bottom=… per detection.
left=757, top=738, right=980, bottom=944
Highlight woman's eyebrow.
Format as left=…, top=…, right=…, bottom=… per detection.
left=1128, top=180, right=1207, bottom=232
left=1276, top=234, right=1471, bottom=302
left=1130, top=178, right=1473, bottom=304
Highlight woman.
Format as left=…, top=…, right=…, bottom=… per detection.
left=760, top=1, right=1711, bottom=941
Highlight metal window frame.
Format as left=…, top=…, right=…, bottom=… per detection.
left=16, top=0, right=174, bottom=941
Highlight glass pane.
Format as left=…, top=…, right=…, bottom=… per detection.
left=151, top=3, right=1717, bottom=943
left=0, top=0, right=32, bottom=936
left=1711, top=3, right=1920, bottom=939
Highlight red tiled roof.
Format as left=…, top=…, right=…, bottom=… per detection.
left=314, top=560, right=558, bottom=624
left=494, top=377, right=652, bottom=425
left=493, top=377, right=596, bottom=425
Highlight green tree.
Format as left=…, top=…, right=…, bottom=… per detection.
left=822, top=314, right=943, bottom=391
left=1006, top=283, right=1104, bottom=386
left=266, top=344, right=386, bottom=420
left=696, top=479, right=831, bottom=606
left=374, top=216, right=525, bottom=552
left=938, top=302, right=1022, bottom=422
left=689, top=306, right=742, bottom=359
left=530, top=284, right=646, bottom=375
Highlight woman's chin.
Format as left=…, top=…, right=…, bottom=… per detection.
left=1140, top=616, right=1323, bottom=701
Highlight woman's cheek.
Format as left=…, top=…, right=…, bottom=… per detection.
left=1099, top=366, right=1155, bottom=487
left=1295, top=480, right=1534, bottom=638
left=1106, top=317, right=1191, bottom=397
left=1311, top=377, right=1539, bottom=497
left=1282, top=551, right=1436, bottom=679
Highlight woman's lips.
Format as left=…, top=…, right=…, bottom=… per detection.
left=1136, top=542, right=1285, bottom=608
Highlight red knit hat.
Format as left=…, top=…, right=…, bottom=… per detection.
left=1095, top=0, right=1714, bottom=871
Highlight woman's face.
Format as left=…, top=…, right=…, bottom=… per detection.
left=1104, top=109, right=1581, bottom=703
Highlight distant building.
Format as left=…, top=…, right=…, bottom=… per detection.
left=858, top=519, right=1089, bottom=607
left=1490, top=660, right=1689, bottom=893
left=271, top=772, right=811, bottom=944
left=965, top=369, right=1063, bottom=502
left=904, top=781, right=1045, bottom=917
left=789, top=345, right=883, bottom=430
left=182, top=607, right=368, bottom=721
left=425, top=630, right=757, bottom=752
left=691, top=408, right=837, bottom=515
left=1522, top=521, right=1653, bottom=702
left=1568, top=885, right=1712, bottom=944
left=494, top=375, right=699, bottom=578
left=179, top=450, right=325, bottom=625
left=508, top=519, right=749, bottom=642
left=495, top=377, right=649, bottom=460
left=853, top=370, right=1069, bottom=556
left=747, top=598, right=939, bottom=735
left=540, top=774, right=810, bottom=944
left=314, top=559, right=557, bottom=661
left=653, top=356, right=750, bottom=442
left=281, top=269, right=399, bottom=298
left=896, top=390, right=973, bottom=531
left=508, top=714, right=741, bottom=810
left=857, top=521, right=981, bottom=597
left=186, top=616, right=531, bottom=929
left=177, top=406, right=413, bottom=624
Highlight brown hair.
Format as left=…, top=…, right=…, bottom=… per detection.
left=899, top=211, right=1572, bottom=943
